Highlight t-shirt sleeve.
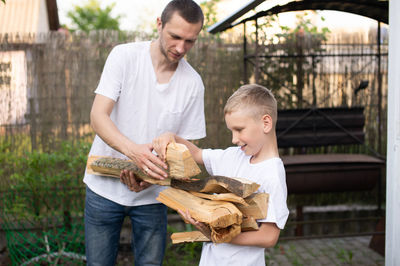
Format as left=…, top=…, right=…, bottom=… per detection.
left=176, top=76, right=206, bottom=140
left=202, top=148, right=225, bottom=176
left=94, top=46, right=124, bottom=101
left=257, top=163, right=289, bottom=229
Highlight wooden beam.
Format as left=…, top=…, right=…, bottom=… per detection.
left=171, top=176, right=260, bottom=198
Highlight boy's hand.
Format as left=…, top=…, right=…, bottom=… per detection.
left=152, top=132, right=176, bottom=162
left=178, top=209, right=211, bottom=240
left=120, top=169, right=151, bottom=192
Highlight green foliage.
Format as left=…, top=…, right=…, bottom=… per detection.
left=254, top=12, right=331, bottom=109
left=164, top=225, right=202, bottom=265
left=1, top=0, right=5, bottom=4
left=3, top=140, right=90, bottom=220
left=66, top=0, right=122, bottom=33
left=200, top=0, right=220, bottom=31
left=337, top=248, right=354, bottom=264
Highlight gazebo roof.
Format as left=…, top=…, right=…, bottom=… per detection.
left=208, top=0, right=388, bottom=34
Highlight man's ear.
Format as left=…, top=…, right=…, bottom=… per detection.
left=156, top=17, right=162, bottom=33
left=262, top=114, right=273, bottom=133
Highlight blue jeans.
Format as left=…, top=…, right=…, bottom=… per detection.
left=84, top=186, right=167, bottom=266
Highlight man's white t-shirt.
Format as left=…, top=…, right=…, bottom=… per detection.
left=83, top=41, right=206, bottom=206
left=199, top=147, right=289, bottom=266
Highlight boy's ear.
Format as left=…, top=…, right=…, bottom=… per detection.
left=262, top=114, right=273, bottom=133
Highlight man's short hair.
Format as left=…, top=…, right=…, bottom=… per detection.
left=224, top=84, right=278, bottom=126
left=161, top=0, right=204, bottom=27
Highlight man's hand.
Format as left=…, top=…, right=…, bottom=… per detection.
left=152, top=132, right=176, bottom=162
left=120, top=169, right=151, bottom=192
left=178, top=209, right=211, bottom=240
left=126, top=142, right=168, bottom=180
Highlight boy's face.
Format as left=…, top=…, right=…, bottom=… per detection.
left=225, top=110, right=266, bottom=157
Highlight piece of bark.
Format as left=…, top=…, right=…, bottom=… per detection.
left=171, top=176, right=260, bottom=198
left=86, top=155, right=171, bottom=186
left=166, top=142, right=201, bottom=179
left=171, top=231, right=210, bottom=244
left=234, top=193, right=269, bottom=220
left=241, top=216, right=259, bottom=231
left=157, top=187, right=242, bottom=228
left=189, top=191, right=249, bottom=206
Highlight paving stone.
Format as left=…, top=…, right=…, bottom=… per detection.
left=266, top=236, right=384, bottom=266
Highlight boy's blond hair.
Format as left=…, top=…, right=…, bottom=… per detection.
left=224, top=84, right=278, bottom=126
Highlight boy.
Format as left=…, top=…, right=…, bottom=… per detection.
left=153, top=84, right=289, bottom=266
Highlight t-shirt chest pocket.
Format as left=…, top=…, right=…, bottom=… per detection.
left=157, top=107, right=184, bottom=134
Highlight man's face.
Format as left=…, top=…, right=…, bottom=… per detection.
left=157, top=12, right=202, bottom=63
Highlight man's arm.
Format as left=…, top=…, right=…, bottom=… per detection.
left=90, top=94, right=168, bottom=180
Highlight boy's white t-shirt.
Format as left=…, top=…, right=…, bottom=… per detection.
left=83, top=41, right=206, bottom=206
left=200, top=147, right=289, bottom=266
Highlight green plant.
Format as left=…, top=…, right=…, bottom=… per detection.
left=66, top=0, right=123, bottom=33
left=164, top=225, right=202, bottom=266
left=337, top=248, right=354, bottom=264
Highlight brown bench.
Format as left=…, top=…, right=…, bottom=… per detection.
left=276, top=107, right=385, bottom=235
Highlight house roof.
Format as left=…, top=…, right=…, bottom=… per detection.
left=0, top=0, right=59, bottom=35
left=208, top=0, right=389, bottom=34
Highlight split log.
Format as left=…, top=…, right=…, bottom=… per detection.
left=86, top=155, right=171, bottom=186
left=211, top=223, right=241, bottom=243
left=171, top=231, right=210, bottom=244
left=157, top=187, right=242, bottom=229
left=241, top=216, right=259, bottom=232
left=189, top=191, right=249, bottom=206
left=235, top=193, right=269, bottom=220
left=171, top=176, right=260, bottom=198
left=166, top=142, right=201, bottom=179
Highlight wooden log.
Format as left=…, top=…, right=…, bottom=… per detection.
left=189, top=191, right=249, bottom=206
left=171, top=231, right=210, bottom=244
left=171, top=224, right=242, bottom=244
left=234, top=193, right=269, bottom=220
left=157, top=187, right=242, bottom=228
left=241, top=216, right=259, bottom=232
left=166, top=142, right=201, bottom=179
left=171, top=176, right=260, bottom=198
left=86, top=155, right=171, bottom=186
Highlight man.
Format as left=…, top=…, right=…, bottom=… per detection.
left=84, top=1, right=205, bottom=265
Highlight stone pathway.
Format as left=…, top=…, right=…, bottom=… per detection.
left=266, top=236, right=384, bottom=265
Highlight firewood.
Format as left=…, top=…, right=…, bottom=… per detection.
left=166, top=142, right=201, bottom=179
left=189, top=191, right=249, bottom=206
left=86, top=155, right=171, bottom=186
left=211, top=223, right=241, bottom=243
left=234, top=193, right=269, bottom=219
left=171, top=231, right=210, bottom=244
left=157, top=187, right=242, bottom=228
left=171, top=224, right=242, bottom=244
left=241, top=216, right=259, bottom=231
left=171, top=176, right=260, bottom=198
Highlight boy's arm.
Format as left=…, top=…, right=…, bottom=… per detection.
left=153, top=132, right=204, bottom=165
left=229, top=222, right=281, bottom=248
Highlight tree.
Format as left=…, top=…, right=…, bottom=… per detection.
left=66, top=0, right=122, bottom=32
